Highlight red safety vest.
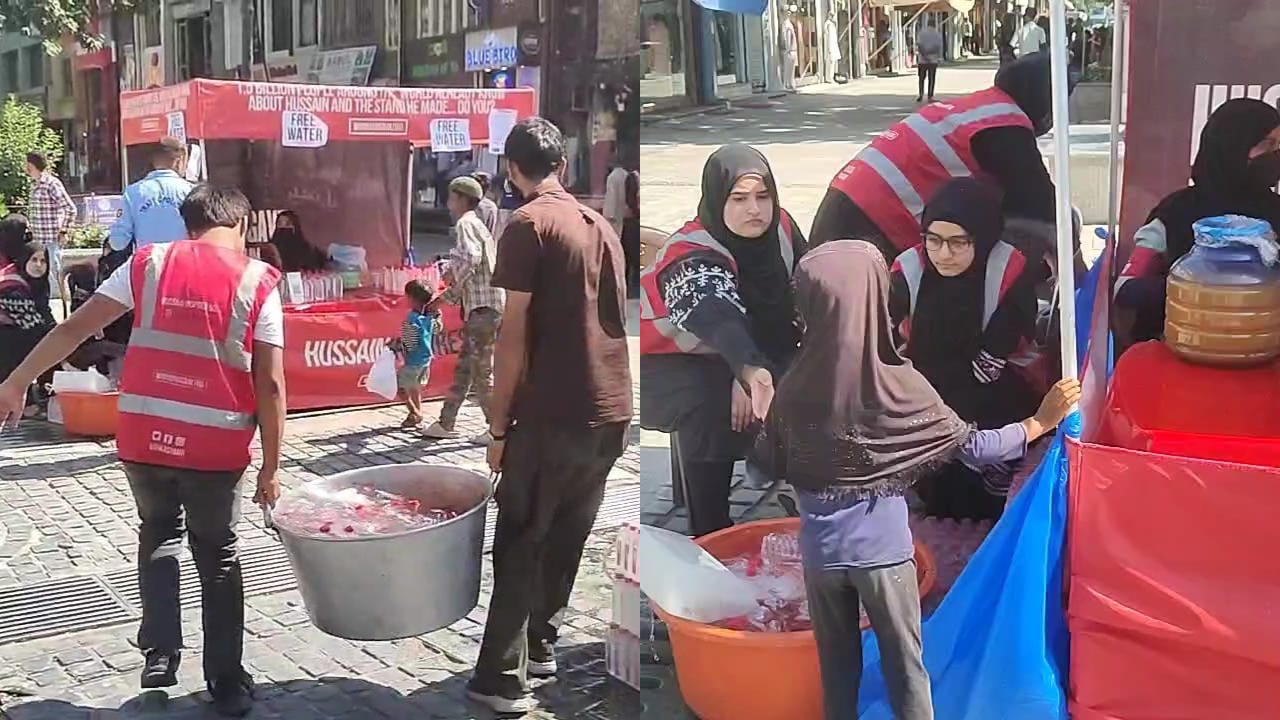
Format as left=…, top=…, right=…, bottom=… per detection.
left=893, top=241, right=1046, bottom=382
left=640, top=214, right=797, bottom=356
left=116, top=242, right=281, bottom=471
left=830, top=87, right=1033, bottom=253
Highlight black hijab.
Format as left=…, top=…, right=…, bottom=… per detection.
left=696, top=144, right=799, bottom=365
left=995, top=52, right=1053, bottom=135
left=908, top=179, right=1007, bottom=414
left=764, top=240, right=970, bottom=495
left=270, top=212, right=326, bottom=272
left=1149, top=98, right=1280, bottom=262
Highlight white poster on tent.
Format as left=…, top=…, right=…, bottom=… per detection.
left=166, top=111, right=186, bottom=143
left=281, top=111, right=329, bottom=148
left=430, top=118, right=471, bottom=152
left=487, top=109, right=518, bottom=154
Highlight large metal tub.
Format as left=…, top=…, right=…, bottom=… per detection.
left=273, top=464, right=491, bottom=641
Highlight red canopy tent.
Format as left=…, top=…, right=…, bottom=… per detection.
left=118, top=79, right=536, bottom=410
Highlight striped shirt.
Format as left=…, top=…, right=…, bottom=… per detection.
left=441, top=210, right=505, bottom=315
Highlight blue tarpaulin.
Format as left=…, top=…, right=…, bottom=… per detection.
left=691, top=0, right=767, bottom=14
left=857, top=256, right=1110, bottom=720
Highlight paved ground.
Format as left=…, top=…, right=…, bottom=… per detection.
left=0, top=320, right=643, bottom=718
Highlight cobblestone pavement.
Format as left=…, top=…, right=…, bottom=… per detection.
left=0, top=333, right=642, bottom=718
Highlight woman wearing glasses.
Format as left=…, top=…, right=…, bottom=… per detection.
left=889, top=178, right=1043, bottom=521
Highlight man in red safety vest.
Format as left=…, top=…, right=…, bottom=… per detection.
left=0, top=185, right=285, bottom=718
left=810, top=52, right=1063, bottom=268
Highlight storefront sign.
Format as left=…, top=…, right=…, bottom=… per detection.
left=465, top=27, right=520, bottom=72
left=518, top=23, right=542, bottom=66
left=403, top=34, right=465, bottom=84
left=429, top=118, right=472, bottom=151
left=282, top=110, right=329, bottom=148
left=1120, top=0, right=1280, bottom=250
left=304, top=46, right=378, bottom=85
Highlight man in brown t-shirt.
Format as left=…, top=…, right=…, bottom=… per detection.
left=467, top=117, right=633, bottom=714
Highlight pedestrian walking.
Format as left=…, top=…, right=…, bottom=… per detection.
left=916, top=18, right=944, bottom=102
left=963, top=15, right=975, bottom=56
left=824, top=14, right=842, bottom=83
left=107, top=136, right=195, bottom=254
left=781, top=7, right=799, bottom=91
left=392, top=279, right=441, bottom=428
left=0, top=185, right=286, bottom=718
left=423, top=175, right=505, bottom=443
left=467, top=117, right=632, bottom=714
left=24, top=151, right=76, bottom=300
left=472, top=171, right=501, bottom=238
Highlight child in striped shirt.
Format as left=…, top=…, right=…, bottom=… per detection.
left=391, top=280, right=442, bottom=428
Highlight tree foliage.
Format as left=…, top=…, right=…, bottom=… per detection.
left=0, top=97, right=65, bottom=206
left=0, top=0, right=137, bottom=55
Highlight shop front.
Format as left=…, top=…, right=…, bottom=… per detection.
left=641, top=0, right=694, bottom=108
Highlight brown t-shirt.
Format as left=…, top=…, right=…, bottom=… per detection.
left=491, top=179, right=633, bottom=428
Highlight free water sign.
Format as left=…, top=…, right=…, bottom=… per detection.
left=281, top=111, right=329, bottom=148
left=464, top=27, right=519, bottom=72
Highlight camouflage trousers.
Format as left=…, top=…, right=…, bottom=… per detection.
left=439, top=307, right=501, bottom=430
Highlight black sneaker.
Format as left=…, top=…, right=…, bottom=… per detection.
left=208, top=671, right=254, bottom=718
left=140, top=650, right=180, bottom=689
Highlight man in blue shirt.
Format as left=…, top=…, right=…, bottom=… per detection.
left=108, top=137, right=195, bottom=252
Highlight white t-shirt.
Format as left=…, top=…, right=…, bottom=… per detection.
left=1015, top=22, right=1047, bottom=56
left=96, top=262, right=285, bottom=347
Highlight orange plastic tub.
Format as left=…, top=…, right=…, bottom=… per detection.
left=653, top=517, right=936, bottom=720
left=58, top=391, right=119, bottom=437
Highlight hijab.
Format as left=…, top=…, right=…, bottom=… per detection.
left=270, top=212, right=326, bottom=272
left=1149, top=98, right=1280, bottom=262
left=763, top=240, right=970, bottom=495
left=0, top=241, right=53, bottom=330
left=696, top=144, right=799, bottom=365
left=908, top=179, right=1006, bottom=400
left=994, top=52, right=1052, bottom=135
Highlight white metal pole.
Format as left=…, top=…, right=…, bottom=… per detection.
left=1049, top=0, right=1078, bottom=379
left=1105, top=1, right=1127, bottom=247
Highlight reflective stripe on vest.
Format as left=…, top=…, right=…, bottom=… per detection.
left=896, top=241, right=1018, bottom=331
left=833, top=89, right=1032, bottom=251
left=117, top=394, right=255, bottom=430
left=641, top=218, right=796, bottom=355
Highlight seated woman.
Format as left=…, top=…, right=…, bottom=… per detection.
left=0, top=238, right=56, bottom=414
left=640, top=144, right=807, bottom=536
left=761, top=239, right=1080, bottom=720
left=258, top=210, right=327, bottom=272
left=1115, top=98, right=1280, bottom=351
left=889, top=178, right=1043, bottom=520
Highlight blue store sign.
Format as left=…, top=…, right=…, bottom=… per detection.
left=464, top=27, right=520, bottom=72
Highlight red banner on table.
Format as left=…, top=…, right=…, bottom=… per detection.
left=282, top=294, right=464, bottom=411
left=1120, top=0, right=1280, bottom=255
left=120, top=79, right=536, bottom=147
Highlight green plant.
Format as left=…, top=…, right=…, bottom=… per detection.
left=65, top=224, right=107, bottom=250
left=0, top=0, right=139, bottom=54
left=0, top=97, right=65, bottom=208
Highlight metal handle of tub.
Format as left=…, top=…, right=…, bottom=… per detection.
left=261, top=503, right=280, bottom=540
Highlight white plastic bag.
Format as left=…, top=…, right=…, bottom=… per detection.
left=366, top=348, right=398, bottom=401
left=639, top=525, right=759, bottom=623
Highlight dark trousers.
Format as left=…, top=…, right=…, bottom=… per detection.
left=805, top=561, right=932, bottom=720
left=125, top=462, right=246, bottom=683
left=674, top=433, right=735, bottom=537
left=917, top=63, right=938, bottom=100
left=439, top=307, right=501, bottom=430
left=472, top=421, right=629, bottom=697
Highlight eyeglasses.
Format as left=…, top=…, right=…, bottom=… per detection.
left=922, top=232, right=975, bottom=253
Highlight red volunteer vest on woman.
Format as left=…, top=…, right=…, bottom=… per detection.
left=116, top=242, right=281, bottom=471
left=893, top=241, right=1045, bottom=381
left=639, top=214, right=797, bottom=356
left=830, top=87, right=1034, bottom=253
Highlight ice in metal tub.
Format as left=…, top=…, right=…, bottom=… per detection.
left=271, top=463, right=492, bottom=641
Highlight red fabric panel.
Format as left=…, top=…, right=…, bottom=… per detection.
left=282, top=295, right=463, bottom=411
left=1067, top=442, right=1280, bottom=720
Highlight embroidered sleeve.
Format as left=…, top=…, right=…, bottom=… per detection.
left=656, top=251, right=769, bottom=372
left=0, top=293, right=52, bottom=331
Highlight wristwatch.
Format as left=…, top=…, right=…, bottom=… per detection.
left=487, top=430, right=506, bottom=443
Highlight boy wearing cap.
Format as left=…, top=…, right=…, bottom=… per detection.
left=424, top=176, right=505, bottom=443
